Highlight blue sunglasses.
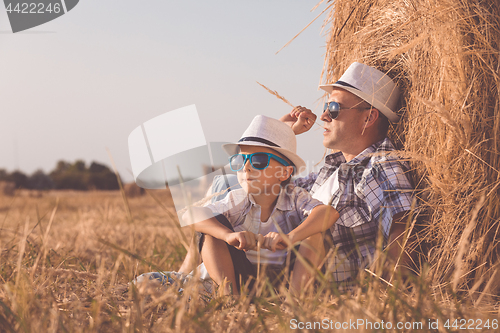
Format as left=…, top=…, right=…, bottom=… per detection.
left=229, top=152, right=290, bottom=171
left=324, top=101, right=372, bottom=119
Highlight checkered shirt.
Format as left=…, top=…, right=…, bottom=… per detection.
left=204, top=185, right=324, bottom=264
left=294, top=137, right=415, bottom=284
left=205, top=185, right=323, bottom=233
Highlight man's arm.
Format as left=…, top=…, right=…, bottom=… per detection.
left=280, top=106, right=317, bottom=135
left=384, top=211, right=417, bottom=279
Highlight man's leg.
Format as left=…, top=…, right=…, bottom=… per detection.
left=290, top=233, right=326, bottom=295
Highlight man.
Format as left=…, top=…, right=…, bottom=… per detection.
left=282, top=62, right=415, bottom=288
left=179, top=62, right=415, bottom=290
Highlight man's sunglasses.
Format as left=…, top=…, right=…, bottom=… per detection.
left=229, top=152, right=290, bottom=172
left=324, top=101, right=372, bottom=120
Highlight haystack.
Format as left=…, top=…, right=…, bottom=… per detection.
left=322, top=0, right=500, bottom=294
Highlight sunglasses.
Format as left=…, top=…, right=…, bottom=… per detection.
left=323, top=101, right=372, bottom=120
left=229, top=152, right=290, bottom=172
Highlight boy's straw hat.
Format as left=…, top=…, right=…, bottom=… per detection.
left=319, top=62, right=401, bottom=122
left=223, top=115, right=306, bottom=174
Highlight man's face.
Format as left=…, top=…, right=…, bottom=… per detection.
left=320, top=88, right=371, bottom=150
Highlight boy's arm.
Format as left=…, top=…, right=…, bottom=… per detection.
left=182, top=207, right=260, bottom=251
left=183, top=207, right=232, bottom=240
left=265, top=205, right=338, bottom=252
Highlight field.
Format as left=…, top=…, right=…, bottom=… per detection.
left=1, top=189, right=498, bottom=332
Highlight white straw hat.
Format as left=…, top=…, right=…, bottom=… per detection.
left=223, top=115, right=306, bottom=174
left=319, top=62, right=401, bottom=122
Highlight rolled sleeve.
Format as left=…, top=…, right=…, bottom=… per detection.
left=204, top=188, right=248, bottom=228
left=371, top=161, right=415, bottom=236
left=293, top=186, right=325, bottom=220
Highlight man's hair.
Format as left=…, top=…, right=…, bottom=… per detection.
left=377, top=111, right=390, bottom=136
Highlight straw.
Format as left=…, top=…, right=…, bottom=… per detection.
left=322, top=0, right=500, bottom=294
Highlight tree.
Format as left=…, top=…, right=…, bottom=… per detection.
left=27, top=170, right=54, bottom=190
left=49, top=160, right=120, bottom=190
left=8, top=171, right=28, bottom=189
left=0, top=169, right=8, bottom=181
left=87, top=161, right=119, bottom=190
left=89, top=162, right=108, bottom=173
left=54, top=160, right=71, bottom=173
left=50, top=160, right=87, bottom=190
left=72, top=160, right=86, bottom=172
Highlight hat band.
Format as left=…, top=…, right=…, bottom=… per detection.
left=238, top=137, right=280, bottom=148
left=335, top=80, right=359, bottom=90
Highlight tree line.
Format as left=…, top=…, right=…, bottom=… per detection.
left=0, top=160, right=121, bottom=190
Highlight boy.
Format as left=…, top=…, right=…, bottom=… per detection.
left=183, top=115, right=338, bottom=295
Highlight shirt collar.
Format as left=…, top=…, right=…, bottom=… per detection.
left=247, top=186, right=293, bottom=212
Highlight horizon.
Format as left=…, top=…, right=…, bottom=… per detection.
left=0, top=1, right=330, bottom=184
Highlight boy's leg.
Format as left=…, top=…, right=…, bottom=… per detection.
left=199, top=215, right=256, bottom=295
left=179, top=175, right=241, bottom=274
left=290, top=233, right=326, bottom=295
left=178, top=232, right=201, bottom=274
left=201, top=234, right=238, bottom=295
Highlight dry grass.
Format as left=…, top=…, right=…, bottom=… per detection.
left=2, top=0, right=500, bottom=330
left=322, top=0, right=500, bottom=298
left=1, top=190, right=499, bottom=332
left=256, top=82, right=295, bottom=108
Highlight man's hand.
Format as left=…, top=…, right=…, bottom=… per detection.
left=279, top=106, right=317, bottom=135
left=262, top=232, right=290, bottom=252
left=225, top=231, right=263, bottom=251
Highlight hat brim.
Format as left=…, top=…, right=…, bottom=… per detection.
left=319, top=84, right=400, bottom=123
left=222, top=142, right=306, bottom=175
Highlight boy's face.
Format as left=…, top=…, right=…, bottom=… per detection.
left=235, top=145, right=293, bottom=197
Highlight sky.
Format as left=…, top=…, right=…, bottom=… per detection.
left=0, top=0, right=332, bottom=183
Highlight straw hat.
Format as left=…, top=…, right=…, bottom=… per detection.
left=319, top=62, right=401, bottom=122
left=223, top=115, right=306, bottom=174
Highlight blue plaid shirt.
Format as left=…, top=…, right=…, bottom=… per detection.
left=294, top=138, right=415, bottom=284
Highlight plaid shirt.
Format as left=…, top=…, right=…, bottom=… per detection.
left=294, top=138, right=414, bottom=284
left=205, top=185, right=324, bottom=265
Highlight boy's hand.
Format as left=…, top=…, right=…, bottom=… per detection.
left=279, top=106, right=317, bottom=135
left=225, top=231, right=263, bottom=251
left=263, top=232, right=290, bottom=252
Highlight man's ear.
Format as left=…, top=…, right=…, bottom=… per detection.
left=361, top=108, right=380, bottom=135
left=365, top=108, right=380, bottom=126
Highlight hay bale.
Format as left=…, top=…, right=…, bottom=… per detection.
left=124, top=182, right=145, bottom=198
left=322, top=0, right=500, bottom=292
left=0, top=181, right=16, bottom=196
